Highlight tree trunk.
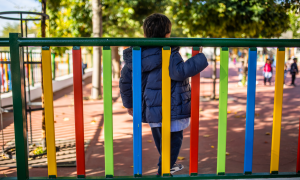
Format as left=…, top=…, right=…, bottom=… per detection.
left=41, top=0, right=46, bottom=150
left=111, top=46, right=120, bottom=79
left=91, top=0, right=103, bottom=99
left=211, top=47, right=217, bottom=100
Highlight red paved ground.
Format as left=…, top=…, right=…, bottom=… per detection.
left=0, top=63, right=299, bottom=177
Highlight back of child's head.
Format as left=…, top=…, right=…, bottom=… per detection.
left=143, top=13, right=171, bottom=38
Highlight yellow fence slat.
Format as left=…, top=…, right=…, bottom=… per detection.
left=161, top=47, right=171, bottom=176
left=270, top=48, right=285, bottom=174
left=42, top=47, right=57, bottom=177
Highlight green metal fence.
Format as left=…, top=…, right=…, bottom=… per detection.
left=1, top=33, right=300, bottom=180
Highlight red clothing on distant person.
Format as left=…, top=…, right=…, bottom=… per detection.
left=264, top=63, right=272, bottom=72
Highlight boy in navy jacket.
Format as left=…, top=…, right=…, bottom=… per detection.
left=119, top=13, right=208, bottom=175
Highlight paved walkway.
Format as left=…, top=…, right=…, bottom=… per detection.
left=0, top=63, right=299, bottom=177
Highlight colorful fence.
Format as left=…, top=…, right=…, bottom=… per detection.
left=1, top=34, right=300, bottom=180
left=0, top=50, right=92, bottom=94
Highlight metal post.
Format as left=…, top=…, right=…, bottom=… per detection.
left=10, top=33, right=29, bottom=180
left=20, top=13, right=30, bottom=154
left=25, top=20, right=33, bottom=144
left=30, top=50, right=34, bottom=87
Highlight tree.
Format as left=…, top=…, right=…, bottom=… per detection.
left=91, top=0, right=102, bottom=99
left=169, top=0, right=290, bottom=98
left=41, top=0, right=47, bottom=150
left=289, top=8, right=300, bottom=39
left=45, top=0, right=169, bottom=98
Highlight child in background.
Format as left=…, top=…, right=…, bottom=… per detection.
left=263, top=59, right=273, bottom=85
left=119, top=13, right=208, bottom=175
left=290, top=58, right=299, bottom=86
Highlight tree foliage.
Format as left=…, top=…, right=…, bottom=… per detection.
left=45, top=0, right=167, bottom=38
left=42, top=0, right=299, bottom=40
left=43, top=0, right=168, bottom=53
left=289, top=8, right=300, bottom=38
left=168, top=0, right=291, bottom=38
left=0, top=23, right=37, bottom=37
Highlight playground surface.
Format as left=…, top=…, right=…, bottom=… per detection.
left=0, top=63, right=299, bottom=177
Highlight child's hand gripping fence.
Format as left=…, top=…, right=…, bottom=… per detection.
left=3, top=33, right=300, bottom=180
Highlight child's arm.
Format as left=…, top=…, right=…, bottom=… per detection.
left=169, top=51, right=208, bottom=81
left=119, top=65, right=133, bottom=109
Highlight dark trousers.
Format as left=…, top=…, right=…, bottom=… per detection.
left=151, top=127, right=183, bottom=175
left=291, top=74, right=296, bottom=85
left=264, top=77, right=271, bottom=84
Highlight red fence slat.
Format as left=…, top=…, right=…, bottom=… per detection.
left=72, top=47, right=86, bottom=177
left=189, top=48, right=200, bottom=175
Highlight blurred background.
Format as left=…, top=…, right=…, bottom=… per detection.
left=0, top=0, right=300, bottom=177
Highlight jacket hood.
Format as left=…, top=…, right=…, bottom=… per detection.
left=123, top=46, right=180, bottom=72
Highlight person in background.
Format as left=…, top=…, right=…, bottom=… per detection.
left=290, top=57, right=299, bottom=86
left=82, top=62, right=87, bottom=84
left=263, top=59, right=273, bottom=85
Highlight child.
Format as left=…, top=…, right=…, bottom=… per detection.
left=119, top=13, right=208, bottom=175
left=263, top=59, right=272, bottom=85
left=290, top=58, right=299, bottom=86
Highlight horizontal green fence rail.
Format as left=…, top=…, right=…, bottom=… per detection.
left=0, top=38, right=9, bottom=46
left=1, top=37, right=300, bottom=47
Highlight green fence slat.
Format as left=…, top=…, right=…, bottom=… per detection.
left=103, top=46, right=114, bottom=177
left=217, top=47, right=229, bottom=175
left=9, top=33, right=29, bottom=180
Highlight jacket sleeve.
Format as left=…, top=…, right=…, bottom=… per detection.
left=119, top=65, right=133, bottom=108
left=169, top=52, right=208, bottom=81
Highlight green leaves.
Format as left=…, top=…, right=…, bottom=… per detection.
left=169, top=0, right=290, bottom=38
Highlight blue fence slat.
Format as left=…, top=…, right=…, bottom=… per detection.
left=132, top=47, right=142, bottom=176
left=244, top=48, right=257, bottom=174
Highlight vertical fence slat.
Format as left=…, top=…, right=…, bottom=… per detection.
left=42, top=46, right=57, bottom=178
left=132, top=47, right=142, bottom=176
left=4, top=54, right=8, bottom=92
left=72, top=46, right=86, bottom=177
left=67, top=53, right=70, bottom=74
left=244, top=47, right=257, bottom=174
left=30, top=51, right=34, bottom=87
left=270, top=47, right=285, bottom=174
left=1, top=53, right=4, bottom=92
left=103, top=46, right=114, bottom=177
left=217, top=47, right=229, bottom=175
left=161, top=46, right=171, bottom=176
left=189, top=47, right=200, bottom=176
left=10, top=33, right=29, bottom=180
left=8, top=53, right=12, bottom=90
left=297, top=117, right=300, bottom=173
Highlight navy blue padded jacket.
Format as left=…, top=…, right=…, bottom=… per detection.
left=119, top=46, right=208, bottom=123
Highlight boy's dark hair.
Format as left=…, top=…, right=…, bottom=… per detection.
left=294, top=57, right=298, bottom=61
left=143, top=13, right=171, bottom=38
